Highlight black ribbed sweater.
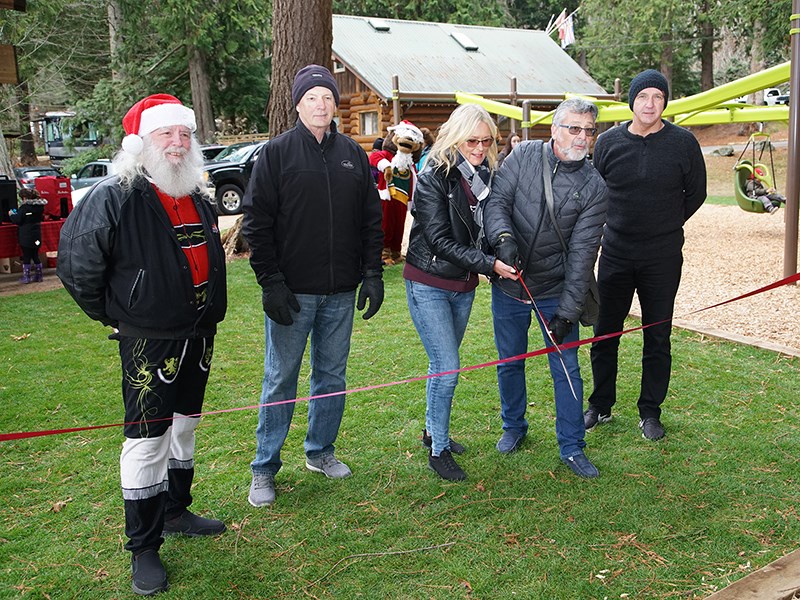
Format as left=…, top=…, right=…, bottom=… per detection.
left=592, top=120, right=707, bottom=260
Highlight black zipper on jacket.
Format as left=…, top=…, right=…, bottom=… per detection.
left=320, top=145, right=336, bottom=292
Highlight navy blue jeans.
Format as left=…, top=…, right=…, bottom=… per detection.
left=588, top=251, right=683, bottom=420
left=251, top=291, right=355, bottom=477
left=492, top=286, right=586, bottom=459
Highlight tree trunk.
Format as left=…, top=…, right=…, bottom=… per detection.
left=699, top=1, right=714, bottom=91
left=17, top=80, right=36, bottom=166
left=750, top=20, right=766, bottom=105
left=188, top=46, right=215, bottom=143
left=659, top=35, right=673, bottom=101
left=267, top=0, right=332, bottom=136
left=107, top=0, right=123, bottom=81
left=0, top=123, right=14, bottom=177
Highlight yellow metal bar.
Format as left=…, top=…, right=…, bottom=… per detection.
left=456, top=62, right=792, bottom=126
left=672, top=106, right=789, bottom=126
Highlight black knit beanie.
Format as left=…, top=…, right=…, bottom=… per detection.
left=292, top=64, right=340, bottom=107
left=628, top=69, right=669, bottom=110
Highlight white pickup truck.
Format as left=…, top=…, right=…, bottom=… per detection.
left=764, top=88, right=789, bottom=106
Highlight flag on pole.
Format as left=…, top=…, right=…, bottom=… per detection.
left=559, top=14, right=575, bottom=49
left=552, top=8, right=566, bottom=33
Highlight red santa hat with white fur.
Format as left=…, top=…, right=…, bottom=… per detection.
left=121, top=94, right=196, bottom=155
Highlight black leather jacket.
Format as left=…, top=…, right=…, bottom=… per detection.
left=405, top=163, right=495, bottom=280
left=57, top=176, right=227, bottom=339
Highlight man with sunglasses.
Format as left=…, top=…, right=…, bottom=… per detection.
left=483, top=98, right=608, bottom=478
left=584, top=69, right=706, bottom=442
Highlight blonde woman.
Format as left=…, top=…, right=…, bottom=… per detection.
left=403, top=104, right=518, bottom=481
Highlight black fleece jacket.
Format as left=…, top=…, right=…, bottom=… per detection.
left=242, top=119, right=383, bottom=294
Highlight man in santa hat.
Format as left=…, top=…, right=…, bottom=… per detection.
left=57, top=94, right=227, bottom=595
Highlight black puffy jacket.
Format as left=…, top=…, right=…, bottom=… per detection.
left=483, top=140, right=607, bottom=323
left=242, top=119, right=383, bottom=294
left=9, top=197, right=46, bottom=247
left=57, top=176, right=227, bottom=339
left=405, top=163, right=496, bottom=280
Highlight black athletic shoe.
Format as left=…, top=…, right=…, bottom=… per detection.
left=428, top=449, right=467, bottom=481
left=421, top=429, right=465, bottom=454
left=163, top=509, right=226, bottom=537
left=639, top=417, right=665, bottom=441
left=583, top=405, right=612, bottom=430
left=131, top=549, right=168, bottom=596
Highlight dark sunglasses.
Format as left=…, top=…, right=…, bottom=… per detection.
left=556, top=124, right=598, bottom=137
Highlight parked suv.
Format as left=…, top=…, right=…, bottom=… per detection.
left=203, top=140, right=266, bottom=215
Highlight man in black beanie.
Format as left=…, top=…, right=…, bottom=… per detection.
left=242, top=64, right=384, bottom=506
left=583, top=69, right=707, bottom=441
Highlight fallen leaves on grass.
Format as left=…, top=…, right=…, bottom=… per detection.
left=51, top=497, right=73, bottom=512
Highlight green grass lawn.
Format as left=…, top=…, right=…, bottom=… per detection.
left=1, top=259, right=798, bottom=598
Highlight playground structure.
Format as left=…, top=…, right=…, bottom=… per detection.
left=451, top=52, right=800, bottom=279
left=453, top=61, right=791, bottom=130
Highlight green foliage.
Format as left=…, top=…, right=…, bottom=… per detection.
left=0, top=0, right=111, bottom=110
left=334, top=0, right=512, bottom=26
left=109, top=0, right=272, bottom=134
left=59, top=145, right=117, bottom=177
left=0, top=261, right=799, bottom=598
left=579, top=0, right=700, bottom=97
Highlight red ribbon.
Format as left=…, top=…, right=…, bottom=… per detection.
left=2, top=271, right=798, bottom=443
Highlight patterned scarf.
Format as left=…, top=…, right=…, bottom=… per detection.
left=456, top=153, right=492, bottom=201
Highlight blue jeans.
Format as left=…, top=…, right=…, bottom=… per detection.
left=406, top=280, right=475, bottom=456
left=491, top=286, right=586, bottom=459
left=251, top=291, right=355, bottom=476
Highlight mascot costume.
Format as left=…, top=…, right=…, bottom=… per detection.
left=368, top=120, right=423, bottom=265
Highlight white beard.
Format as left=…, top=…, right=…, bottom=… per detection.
left=141, top=138, right=205, bottom=198
left=391, top=150, right=415, bottom=173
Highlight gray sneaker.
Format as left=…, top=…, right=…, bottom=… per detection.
left=305, top=454, right=352, bottom=479
left=248, top=473, right=276, bottom=507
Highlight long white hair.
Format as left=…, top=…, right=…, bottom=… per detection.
left=114, top=132, right=205, bottom=198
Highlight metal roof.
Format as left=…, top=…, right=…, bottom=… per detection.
left=332, top=14, right=608, bottom=101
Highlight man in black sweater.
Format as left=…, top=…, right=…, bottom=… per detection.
left=584, top=70, right=707, bottom=441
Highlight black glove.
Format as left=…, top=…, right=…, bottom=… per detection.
left=494, top=235, right=522, bottom=272
left=548, top=315, right=573, bottom=345
left=262, top=277, right=300, bottom=326
left=356, top=275, right=384, bottom=320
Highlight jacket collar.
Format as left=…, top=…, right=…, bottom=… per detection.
left=295, top=118, right=338, bottom=148
left=547, top=139, right=586, bottom=173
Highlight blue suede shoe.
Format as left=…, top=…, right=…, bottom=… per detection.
left=496, top=429, right=526, bottom=454
left=562, top=452, right=599, bottom=479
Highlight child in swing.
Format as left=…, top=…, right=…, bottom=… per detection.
left=8, top=187, right=47, bottom=283
left=745, top=166, right=785, bottom=214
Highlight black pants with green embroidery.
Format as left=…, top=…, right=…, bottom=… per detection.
left=117, top=336, right=214, bottom=554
